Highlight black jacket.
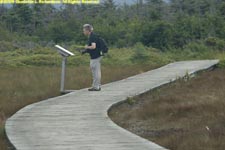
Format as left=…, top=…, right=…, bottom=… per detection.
left=87, top=32, right=101, bottom=59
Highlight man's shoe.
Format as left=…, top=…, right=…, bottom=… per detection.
left=88, top=87, right=101, bottom=91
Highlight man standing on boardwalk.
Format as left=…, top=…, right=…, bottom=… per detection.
left=82, top=24, right=102, bottom=91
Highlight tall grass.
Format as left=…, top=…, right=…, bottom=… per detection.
left=0, top=64, right=158, bottom=150
left=109, top=68, right=225, bottom=150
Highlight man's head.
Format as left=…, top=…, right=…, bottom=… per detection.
left=83, top=24, right=93, bottom=36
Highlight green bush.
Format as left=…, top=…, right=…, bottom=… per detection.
left=218, top=59, right=225, bottom=68
left=148, top=49, right=172, bottom=66
left=141, top=21, right=174, bottom=50
left=205, top=37, right=225, bottom=51
left=0, top=41, right=17, bottom=52
left=130, top=42, right=150, bottom=64
left=184, top=41, right=209, bottom=53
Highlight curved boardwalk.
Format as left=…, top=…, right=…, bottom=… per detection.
left=6, top=60, right=219, bottom=150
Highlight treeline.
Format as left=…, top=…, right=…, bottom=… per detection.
left=0, top=0, right=225, bottom=51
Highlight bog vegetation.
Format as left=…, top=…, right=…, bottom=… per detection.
left=0, top=0, right=225, bottom=68
left=109, top=68, right=225, bottom=150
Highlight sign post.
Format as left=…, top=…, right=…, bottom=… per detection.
left=54, top=45, right=75, bottom=94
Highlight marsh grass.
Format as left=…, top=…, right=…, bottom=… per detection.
left=109, top=68, right=225, bottom=150
left=0, top=64, right=158, bottom=150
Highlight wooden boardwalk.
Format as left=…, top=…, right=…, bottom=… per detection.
left=5, top=60, right=219, bottom=150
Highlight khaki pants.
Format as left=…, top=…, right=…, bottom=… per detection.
left=90, top=56, right=102, bottom=89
